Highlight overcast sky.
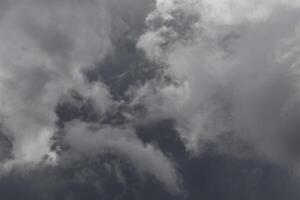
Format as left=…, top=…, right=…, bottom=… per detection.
left=1, top=0, right=300, bottom=199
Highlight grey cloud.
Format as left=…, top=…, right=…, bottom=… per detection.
left=0, top=0, right=184, bottom=194
left=63, top=121, right=183, bottom=194
left=3, top=0, right=300, bottom=198
left=137, top=0, right=300, bottom=167
left=0, top=0, right=112, bottom=166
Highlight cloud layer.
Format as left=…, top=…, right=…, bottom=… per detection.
left=2, top=0, right=300, bottom=198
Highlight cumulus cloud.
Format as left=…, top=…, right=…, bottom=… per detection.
left=137, top=0, right=300, bottom=166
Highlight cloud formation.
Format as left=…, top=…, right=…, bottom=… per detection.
left=64, top=121, right=182, bottom=194
left=0, top=0, right=183, bottom=193
left=2, top=0, right=300, bottom=197
left=138, top=0, right=300, bottom=166
left=0, top=0, right=113, bottom=166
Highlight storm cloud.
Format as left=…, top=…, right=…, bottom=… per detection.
left=1, top=0, right=300, bottom=199
left=137, top=0, right=300, bottom=166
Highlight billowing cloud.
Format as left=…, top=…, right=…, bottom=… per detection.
left=0, top=0, right=114, bottom=166
left=63, top=121, right=182, bottom=194
left=137, top=0, right=300, bottom=166
left=0, top=0, right=184, bottom=194
left=2, top=0, right=300, bottom=198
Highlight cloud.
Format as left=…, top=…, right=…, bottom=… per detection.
left=0, top=0, right=183, bottom=194
left=137, top=0, right=300, bottom=166
left=0, top=0, right=113, bottom=166
left=4, top=0, right=300, bottom=196
left=63, top=121, right=182, bottom=194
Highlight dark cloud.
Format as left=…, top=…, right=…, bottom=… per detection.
left=1, top=0, right=300, bottom=199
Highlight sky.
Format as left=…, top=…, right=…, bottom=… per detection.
left=1, top=0, right=300, bottom=199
